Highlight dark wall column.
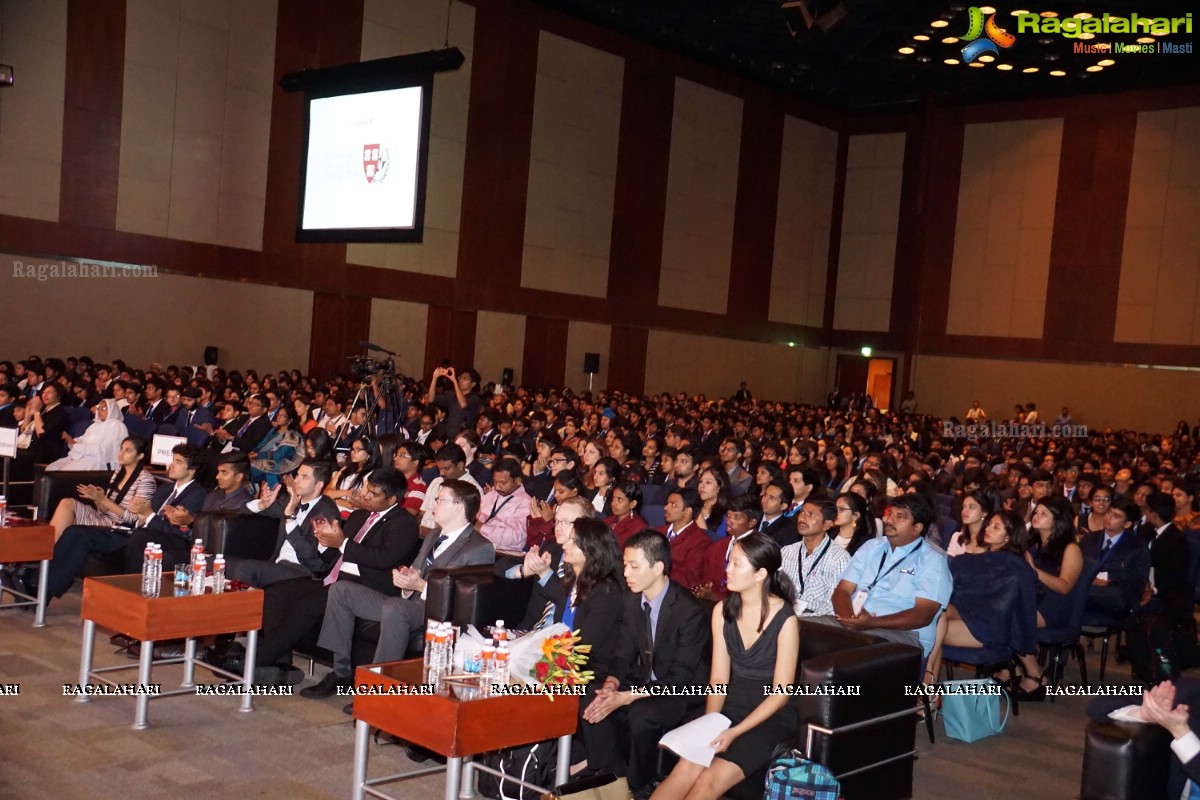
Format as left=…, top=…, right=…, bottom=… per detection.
left=608, top=326, right=648, bottom=396
left=522, top=317, right=568, bottom=389
left=309, top=292, right=371, bottom=379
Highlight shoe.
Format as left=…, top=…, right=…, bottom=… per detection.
left=343, top=702, right=354, bottom=716
left=111, top=633, right=137, bottom=649
left=125, top=641, right=188, bottom=660
left=0, top=566, right=29, bottom=600
left=299, top=671, right=351, bottom=699
left=1013, top=673, right=1046, bottom=702
left=404, top=744, right=445, bottom=765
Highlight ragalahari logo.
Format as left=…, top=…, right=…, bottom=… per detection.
left=960, top=7, right=1017, bottom=63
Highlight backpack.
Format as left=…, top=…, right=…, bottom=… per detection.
left=765, top=748, right=841, bottom=800
left=476, top=739, right=558, bottom=800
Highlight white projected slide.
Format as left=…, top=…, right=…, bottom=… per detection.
left=301, top=86, right=423, bottom=231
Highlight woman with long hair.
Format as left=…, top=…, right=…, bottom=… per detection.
left=823, top=450, right=848, bottom=491
left=947, top=486, right=1000, bottom=556
left=605, top=480, right=647, bottom=549
left=695, top=467, right=730, bottom=542
left=831, top=492, right=874, bottom=555
left=44, top=435, right=157, bottom=541
left=326, top=435, right=379, bottom=514
left=653, top=534, right=799, bottom=800
left=304, top=427, right=335, bottom=462
left=581, top=438, right=606, bottom=490
left=250, top=405, right=305, bottom=487
left=1079, top=484, right=1113, bottom=534
left=590, top=457, right=620, bottom=516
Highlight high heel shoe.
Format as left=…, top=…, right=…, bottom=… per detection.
left=1013, top=673, right=1046, bottom=702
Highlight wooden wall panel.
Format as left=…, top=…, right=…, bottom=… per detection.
left=608, top=326, right=648, bottom=396
left=309, top=292, right=371, bottom=379
left=423, top=307, right=478, bottom=377
left=727, top=91, right=782, bottom=323
left=522, top=317, right=568, bottom=389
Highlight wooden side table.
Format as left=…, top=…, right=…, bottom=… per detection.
left=78, top=574, right=264, bottom=730
left=0, top=521, right=53, bottom=627
left=352, top=660, right=579, bottom=800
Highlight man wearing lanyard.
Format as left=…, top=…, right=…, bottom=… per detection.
left=475, top=458, right=531, bottom=552
left=781, top=497, right=851, bottom=617
left=827, top=494, right=952, bottom=658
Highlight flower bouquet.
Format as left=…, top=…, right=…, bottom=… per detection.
left=532, top=630, right=594, bottom=698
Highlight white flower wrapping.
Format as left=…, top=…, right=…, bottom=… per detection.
left=454, top=623, right=573, bottom=686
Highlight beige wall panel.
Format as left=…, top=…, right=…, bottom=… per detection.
left=833, top=132, right=904, bottom=332
left=368, top=298, right=428, bottom=380
left=0, top=0, right=67, bottom=222
left=565, top=321, right=610, bottom=393
left=521, top=33, right=623, bottom=298
left=117, top=0, right=276, bottom=250
left=1, top=252, right=311, bottom=373
left=657, top=79, right=742, bottom=315
left=473, top=311, right=526, bottom=388
left=946, top=118, right=1062, bottom=338
left=646, top=330, right=825, bottom=403
left=913, top=354, right=1200, bottom=433
left=770, top=116, right=837, bottom=327
left=347, top=0, right=474, bottom=276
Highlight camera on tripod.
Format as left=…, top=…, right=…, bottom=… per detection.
left=349, top=355, right=396, bottom=383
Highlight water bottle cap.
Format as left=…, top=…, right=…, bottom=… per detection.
left=496, top=620, right=505, bottom=627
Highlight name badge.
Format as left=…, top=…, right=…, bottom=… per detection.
left=851, top=590, right=869, bottom=615
left=794, top=598, right=808, bottom=615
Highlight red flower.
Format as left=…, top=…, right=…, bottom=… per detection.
left=536, top=661, right=550, bottom=679
left=555, top=655, right=568, bottom=669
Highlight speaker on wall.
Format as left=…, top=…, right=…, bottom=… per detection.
left=583, top=352, right=600, bottom=374
left=502, top=368, right=514, bottom=385
left=203, top=346, right=219, bottom=366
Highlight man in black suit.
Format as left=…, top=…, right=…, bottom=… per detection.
left=225, top=460, right=340, bottom=587
left=303, top=479, right=495, bottom=698
left=251, top=468, right=421, bottom=684
left=1080, top=500, right=1150, bottom=627
left=1140, top=491, right=1192, bottom=625
left=0, top=384, right=19, bottom=428
left=212, top=393, right=271, bottom=454
left=581, top=530, right=711, bottom=798
left=142, top=378, right=170, bottom=423
left=122, top=444, right=211, bottom=571
left=759, top=480, right=799, bottom=548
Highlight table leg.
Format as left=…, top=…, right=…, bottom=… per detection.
left=460, top=758, right=476, bottom=800
left=445, top=757, right=463, bottom=800
left=77, top=619, right=95, bottom=703
left=240, top=628, right=259, bottom=713
left=352, top=718, right=370, bottom=800
left=182, top=638, right=197, bottom=687
left=134, top=639, right=153, bottom=731
left=555, top=734, right=572, bottom=786
left=33, top=558, right=49, bottom=628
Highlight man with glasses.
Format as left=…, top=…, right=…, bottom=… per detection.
left=303, top=479, right=494, bottom=698
left=391, top=440, right=429, bottom=516
left=213, top=393, right=272, bottom=454
left=515, top=496, right=595, bottom=629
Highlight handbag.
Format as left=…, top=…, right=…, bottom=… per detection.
left=940, top=678, right=1010, bottom=743
left=541, top=770, right=629, bottom=800
left=765, top=747, right=840, bottom=800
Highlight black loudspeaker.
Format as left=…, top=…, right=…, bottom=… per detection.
left=203, top=346, right=219, bottom=366
left=502, top=368, right=514, bottom=385
left=583, top=352, right=600, bottom=374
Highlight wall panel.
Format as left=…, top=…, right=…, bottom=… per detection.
left=369, top=298, right=429, bottom=380
left=565, top=321, right=610, bottom=393
left=474, top=310, right=527, bottom=387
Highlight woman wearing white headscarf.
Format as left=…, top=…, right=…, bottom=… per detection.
left=45, top=399, right=129, bottom=472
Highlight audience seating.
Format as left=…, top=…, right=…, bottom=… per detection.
left=1038, top=558, right=1099, bottom=696
left=642, top=505, right=665, bottom=529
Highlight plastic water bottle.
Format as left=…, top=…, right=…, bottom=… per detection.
left=423, top=620, right=437, bottom=668
left=141, top=543, right=155, bottom=597
left=480, top=645, right=496, bottom=683
left=432, top=625, right=449, bottom=672
left=148, top=546, right=163, bottom=598
left=212, top=553, right=225, bottom=594
left=492, top=619, right=507, bottom=648
left=494, top=642, right=510, bottom=685
left=189, top=552, right=206, bottom=595
left=190, top=538, right=204, bottom=563
left=0, top=494, right=7, bottom=525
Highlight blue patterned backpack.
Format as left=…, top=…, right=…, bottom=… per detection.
left=764, top=748, right=841, bottom=800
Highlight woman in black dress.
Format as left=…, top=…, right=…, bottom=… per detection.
left=653, top=533, right=799, bottom=800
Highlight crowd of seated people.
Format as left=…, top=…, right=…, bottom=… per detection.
left=7, top=353, right=1200, bottom=794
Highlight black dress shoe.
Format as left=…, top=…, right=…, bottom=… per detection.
left=299, top=671, right=351, bottom=699
left=126, top=641, right=188, bottom=660
left=343, top=702, right=355, bottom=715
left=111, top=633, right=137, bottom=648
left=405, top=744, right=445, bottom=765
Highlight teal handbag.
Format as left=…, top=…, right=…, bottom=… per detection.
left=940, top=679, right=1010, bottom=743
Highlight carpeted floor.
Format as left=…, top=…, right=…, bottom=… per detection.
left=0, top=587, right=1130, bottom=800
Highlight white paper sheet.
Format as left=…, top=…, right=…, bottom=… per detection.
left=658, top=712, right=732, bottom=767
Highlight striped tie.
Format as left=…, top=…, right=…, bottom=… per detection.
left=422, top=534, right=448, bottom=578
left=535, top=559, right=566, bottom=630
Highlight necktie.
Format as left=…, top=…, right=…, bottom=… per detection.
left=640, top=601, right=655, bottom=681
left=422, top=534, right=449, bottom=578
left=1101, top=539, right=1112, bottom=555
left=237, top=416, right=252, bottom=437
left=325, top=511, right=382, bottom=586
left=157, top=490, right=179, bottom=515
left=535, top=559, right=567, bottom=630
left=297, top=502, right=310, bottom=513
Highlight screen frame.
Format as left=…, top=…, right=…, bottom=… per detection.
left=295, top=74, right=434, bottom=244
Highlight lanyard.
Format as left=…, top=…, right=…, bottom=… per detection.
left=485, top=494, right=514, bottom=523
left=797, top=538, right=833, bottom=594
left=865, top=540, right=924, bottom=591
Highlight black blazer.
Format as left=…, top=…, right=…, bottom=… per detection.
left=524, top=475, right=556, bottom=504
left=534, top=576, right=626, bottom=683
left=761, top=515, right=799, bottom=548
left=259, top=494, right=342, bottom=577
left=30, top=404, right=70, bottom=463
left=139, top=481, right=210, bottom=542
left=230, top=414, right=272, bottom=453
left=1079, top=530, right=1150, bottom=610
left=608, top=580, right=711, bottom=690
left=340, top=506, right=422, bottom=596
left=1144, top=523, right=1192, bottom=619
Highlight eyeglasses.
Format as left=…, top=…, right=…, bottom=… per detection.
left=432, top=496, right=461, bottom=506
left=549, top=458, right=569, bottom=464
left=554, top=518, right=577, bottom=528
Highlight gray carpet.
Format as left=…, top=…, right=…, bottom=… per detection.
left=0, top=588, right=1117, bottom=799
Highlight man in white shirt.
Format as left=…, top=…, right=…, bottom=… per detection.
left=418, top=443, right=482, bottom=536
left=303, top=479, right=494, bottom=698
left=781, top=497, right=851, bottom=617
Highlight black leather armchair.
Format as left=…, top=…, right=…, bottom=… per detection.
left=1080, top=720, right=1170, bottom=800
left=191, top=512, right=277, bottom=560
left=726, top=620, right=922, bottom=800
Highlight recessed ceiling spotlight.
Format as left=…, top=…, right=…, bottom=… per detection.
left=1137, top=36, right=1155, bottom=43
left=1073, top=12, right=1093, bottom=19
left=979, top=5, right=996, bottom=13
left=997, top=63, right=1014, bottom=70
left=1098, top=59, right=1115, bottom=66
left=914, top=34, right=930, bottom=41
left=899, top=46, right=915, bottom=54
left=942, top=36, right=959, bottom=43
left=1023, top=66, right=1039, bottom=73
left=1049, top=69, right=1065, bottom=76
left=1040, top=11, right=1058, bottom=18
left=969, top=61, right=985, bottom=67
left=1079, top=32, right=1095, bottom=40
left=978, top=54, right=995, bottom=62
left=944, top=57, right=960, bottom=64
left=1086, top=65, right=1103, bottom=72
left=931, top=20, right=950, bottom=28
left=1012, top=9, right=1029, bottom=15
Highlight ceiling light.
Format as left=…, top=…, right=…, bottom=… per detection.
left=1137, top=36, right=1155, bottom=43
left=1098, top=59, right=1115, bottom=66
left=931, top=20, right=949, bottom=28
left=913, top=34, right=930, bottom=41
left=1049, top=69, right=1066, bottom=76
left=944, top=58, right=960, bottom=64
left=997, top=63, right=1014, bottom=70
left=942, top=36, right=959, bottom=44
left=917, top=55, right=931, bottom=62
left=1040, top=11, right=1058, bottom=18
left=898, top=46, right=915, bottom=54
left=1086, top=65, right=1103, bottom=72
left=1073, top=12, right=1093, bottom=19
left=1079, top=32, right=1095, bottom=39
left=979, top=5, right=996, bottom=13
left=978, top=54, right=995, bottom=62
left=1012, top=9, right=1029, bottom=15
left=968, top=62, right=985, bottom=68
left=1023, top=66, right=1039, bottom=73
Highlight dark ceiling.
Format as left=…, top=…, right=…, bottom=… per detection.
left=531, top=0, right=1200, bottom=114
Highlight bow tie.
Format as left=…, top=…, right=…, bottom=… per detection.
left=297, top=502, right=310, bottom=513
